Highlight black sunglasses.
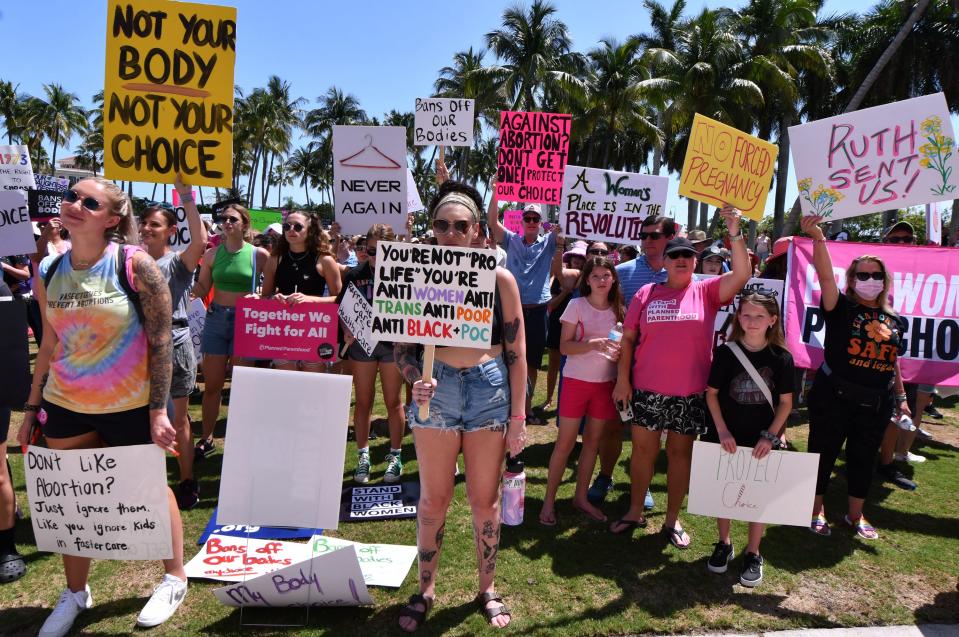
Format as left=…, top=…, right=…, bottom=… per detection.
left=588, top=249, right=609, bottom=256
left=433, top=219, right=472, bottom=235
left=522, top=215, right=541, bottom=223
left=854, top=271, right=885, bottom=281
left=219, top=215, right=241, bottom=225
left=639, top=231, right=663, bottom=240
left=667, top=250, right=696, bottom=259
left=282, top=222, right=305, bottom=232
left=885, top=236, right=914, bottom=244
left=62, top=189, right=102, bottom=212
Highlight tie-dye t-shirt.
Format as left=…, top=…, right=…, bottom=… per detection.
left=39, top=243, right=149, bottom=413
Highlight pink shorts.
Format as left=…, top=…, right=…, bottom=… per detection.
left=558, top=377, right=618, bottom=421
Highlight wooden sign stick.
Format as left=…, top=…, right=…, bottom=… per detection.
left=419, top=345, right=436, bottom=421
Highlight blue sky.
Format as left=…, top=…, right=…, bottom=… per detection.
left=0, top=0, right=909, bottom=221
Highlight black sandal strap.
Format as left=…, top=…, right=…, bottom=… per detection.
left=477, top=592, right=511, bottom=622
left=399, top=594, right=433, bottom=627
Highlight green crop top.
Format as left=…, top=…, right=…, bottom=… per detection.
left=211, top=242, right=256, bottom=293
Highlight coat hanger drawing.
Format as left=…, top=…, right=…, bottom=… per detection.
left=339, top=134, right=402, bottom=169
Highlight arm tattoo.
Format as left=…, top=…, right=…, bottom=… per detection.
left=135, top=254, right=173, bottom=410
left=503, top=318, right=520, bottom=343
left=394, top=342, right=422, bottom=384
left=504, top=350, right=518, bottom=366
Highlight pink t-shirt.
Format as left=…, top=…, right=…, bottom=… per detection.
left=624, top=276, right=724, bottom=396
left=560, top=297, right=618, bottom=382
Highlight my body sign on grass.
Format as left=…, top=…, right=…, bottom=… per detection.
left=338, top=283, right=378, bottom=357
left=333, top=125, right=407, bottom=235
left=0, top=190, right=36, bottom=259
left=789, top=93, right=957, bottom=221
left=24, top=445, right=173, bottom=559
left=0, top=144, right=36, bottom=190
left=496, top=111, right=571, bottom=205
left=414, top=97, right=474, bottom=146
left=559, top=165, right=668, bottom=242
left=371, top=241, right=498, bottom=348
left=234, top=297, right=338, bottom=362
left=28, top=175, right=68, bottom=221
left=785, top=237, right=959, bottom=385
left=103, top=0, right=236, bottom=187
left=678, top=114, right=777, bottom=221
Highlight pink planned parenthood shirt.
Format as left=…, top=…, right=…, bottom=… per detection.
left=624, top=275, right=724, bottom=396
left=559, top=296, right=618, bottom=383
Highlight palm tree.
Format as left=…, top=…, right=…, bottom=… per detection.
left=0, top=80, right=25, bottom=144
left=258, top=76, right=305, bottom=208
left=28, top=83, right=89, bottom=169
left=304, top=86, right=367, bottom=152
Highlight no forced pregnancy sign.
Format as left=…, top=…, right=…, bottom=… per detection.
left=371, top=242, right=498, bottom=348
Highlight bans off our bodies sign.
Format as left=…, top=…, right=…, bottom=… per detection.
left=104, top=0, right=236, bottom=187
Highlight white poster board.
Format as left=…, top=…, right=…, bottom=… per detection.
left=338, top=283, right=378, bottom=356
left=213, top=545, right=372, bottom=607
left=167, top=206, right=193, bottom=252
left=187, top=298, right=206, bottom=362
left=406, top=169, right=424, bottom=214
left=310, top=534, right=417, bottom=588
left=789, top=93, right=959, bottom=221
left=414, top=97, right=475, bottom=147
left=687, top=441, right=819, bottom=527
left=559, top=165, right=668, bottom=242
left=0, top=144, right=36, bottom=190
left=370, top=241, right=498, bottom=348
left=0, top=190, right=36, bottom=258
left=24, top=445, right=173, bottom=559
left=216, top=367, right=352, bottom=529
left=696, top=275, right=785, bottom=348
left=333, top=125, right=407, bottom=236
left=185, top=534, right=314, bottom=582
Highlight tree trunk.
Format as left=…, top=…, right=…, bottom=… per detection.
left=261, top=151, right=275, bottom=209
left=51, top=123, right=60, bottom=169
left=747, top=220, right=758, bottom=251
left=163, top=183, right=167, bottom=203
left=151, top=183, right=158, bottom=201
left=706, top=209, right=721, bottom=236
left=773, top=114, right=791, bottom=239
left=198, top=186, right=204, bottom=206
left=304, top=182, right=311, bottom=207
left=652, top=111, right=664, bottom=176
left=698, top=201, right=708, bottom=230
left=687, top=198, right=697, bottom=232
left=247, top=145, right=262, bottom=207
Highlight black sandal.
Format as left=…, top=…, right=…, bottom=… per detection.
left=476, top=591, right=512, bottom=626
left=398, top=593, right=433, bottom=632
left=609, top=516, right=647, bottom=535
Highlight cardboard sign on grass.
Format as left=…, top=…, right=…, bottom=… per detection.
left=370, top=241, right=498, bottom=348
left=333, top=125, right=407, bottom=236
left=216, top=367, right=351, bottom=529
left=0, top=144, right=36, bottom=190
left=103, top=0, right=236, bottom=187
left=414, top=97, right=474, bottom=146
left=340, top=482, right=419, bottom=522
left=687, top=441, right=819, bottom=527
left=28, top=174, right=68, bottom=221
left=185, top=534, right=314, bottom=582
left=789, top=93, right=958, bottom=221
left=233, top=297, right=338, bottom=362
left=24, top=445, right=173, bottom=559
left=310, top=535, right=417, bottom=588
left=0, top=191, right=36, bottom=259
left=559, top=166, right=668, bottom=242
left=678, top=114, right=777, bottom=221
left=496, top=110, right=571, bottom=205
left=338, top=283, right=378, bottom=357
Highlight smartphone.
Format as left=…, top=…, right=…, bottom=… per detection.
left=617, top=400, right=634, bottom=422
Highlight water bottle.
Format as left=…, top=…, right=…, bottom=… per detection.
left=896, top=413, right=915, bottom=432
left=501, top=454, right=526, bottom=526
left=601, top=322, right=624, bottom=361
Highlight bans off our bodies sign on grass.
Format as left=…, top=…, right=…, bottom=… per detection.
left=559, top=165, right=668, bottom=242
left=370, top=242, right=498, bottom=348
left=496, top=110, right=571, bottom=205
left=103, top=0, right=236, bottom=187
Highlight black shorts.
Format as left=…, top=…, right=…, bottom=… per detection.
left=41, top=401, right=152, bottom=447
left=0, top=407, right=10, bottom=442
left=523, top=305, right=548, bottom=369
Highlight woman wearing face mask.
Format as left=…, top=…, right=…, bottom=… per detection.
left=260, top=211, right=341, bottom=373
left=191, top=204, right=270, bottom=459
left=800, top=216, right=910, bottom=540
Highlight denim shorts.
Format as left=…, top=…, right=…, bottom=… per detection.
left=201, top=303, right=236, bottom=357
left=409, top=356, right=510, bottom=433
left=171, top=339, right=197, bottom=398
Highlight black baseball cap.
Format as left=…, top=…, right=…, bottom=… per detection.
left=883, top=221, right=915, bottom=239
left=664, top=237, right=697, bottom=256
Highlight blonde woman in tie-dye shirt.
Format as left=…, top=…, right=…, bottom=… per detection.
left=18, top=176, right=189, bottom=635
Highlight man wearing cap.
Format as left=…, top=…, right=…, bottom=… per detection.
left=489, top=198, right=559, bottom=423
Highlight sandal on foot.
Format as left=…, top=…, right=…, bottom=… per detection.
left=662, top=524, right=691, bottom=549
left=809, top=514, right=831, bottom=537
left=845, top=515, right=879, bottom=540
left=476, top=591, right=511, bottom=626
left=572, top=501, right=607, bottom=523
left=609, top=516, right=646, bottom=535
left=538, top=510, right=557, bottom=526
left=398, top=593, right=433, bottom=632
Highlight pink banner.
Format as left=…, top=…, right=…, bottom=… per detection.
left=785, top=237, right=959, bottom=385
left=495, top=110, right=571, bottom=205
left=503, top=209, right=523, bottom=234
left=234, top=298, right=339, bottom=362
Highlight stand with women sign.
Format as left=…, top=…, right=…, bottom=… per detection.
left=233, top=297, right=339, bottom=362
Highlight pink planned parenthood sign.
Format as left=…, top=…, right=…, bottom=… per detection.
left=785, top=237, right=959, bottom=385
left=234, top=297, right=339, bottom=362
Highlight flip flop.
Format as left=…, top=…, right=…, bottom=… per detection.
left=572, top=502, right=607, bottom=523
left=662, top=524, right=691, bottom=549
left=609, top=516, right=646, bottom=535
left=845, top=515, right=879, bottom=540
left=538, top=510, right=558, bottom=527
left=809, top=514, right=832, bottom=537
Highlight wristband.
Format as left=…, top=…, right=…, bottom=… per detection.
left=813, top=238, right=827, bottom=244
left=178, top=193, right=194, bottom=203
left=760, top=429, right=784, bottom=448
left=509, top=415, right=526, bottom=422
left=896, top=393, right=907, bottom=402
left=729, top=232, right=743, bottom=242
left=23, top=403, right=40, bottom=412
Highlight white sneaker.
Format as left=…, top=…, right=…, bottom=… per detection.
left=39, top=586, right=92, bottom=637
left=136, top=574, right=187, bottom=628
left=894, top=451, right=927, bottom=464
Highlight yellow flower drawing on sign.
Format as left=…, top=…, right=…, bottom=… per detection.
left=918, top=116, right=955, bottom=195
left=799, top=178, right=844, bottom=218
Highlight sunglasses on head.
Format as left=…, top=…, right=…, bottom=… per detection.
left=432, top=218, right=472, bottom=235
left=854, top=271, right=885, bottom=281
left=62, top=189, right=102, bottom=212
left=219, top=215, right=241, bottom=225
left=587, top=248, right=609, bottom=256
left=282, top=222, right=305, bottom=232
left=523, top=215, right=541, bottom=223
left=885, top=236, right=914, bottom=244
left=667, top=249, right=696, bottom=259
left=639, top=231, right=663, bottom=240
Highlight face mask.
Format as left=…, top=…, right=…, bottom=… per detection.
left=854, top=279, right=884, bottom=300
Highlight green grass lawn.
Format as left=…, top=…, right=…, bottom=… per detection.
left=3, top=361, right=958, bottom=636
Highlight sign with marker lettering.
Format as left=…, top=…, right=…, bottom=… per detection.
left=24, top=445, right=173, bottom=559
left=103, top=0, right=236, bottom=187
left=339, top=482, right=419, bottom=522
left=559, top=165, right=668, bottom=242
left=688, top=441, right=819, bottom=526
left=370, top=241, right=498, bottom=348
left=332, top=125, right=407, bottom=236
left=338, top=283, right=378, bottom=357
left=185, top=534, right=314, bottom=582
left=790, top=93, right=958, bottom=221
left=406, top=169, right=424, bottom=214
left=213, top=545, right=372, bottom=607
left=414, top=97, right=474, bottom=147
left=247, top=208, right=282, bottom=233
left=27, top=175, right=68, bottom=221
left=0, top=144, right=36, bottom=191
left=233, top=297, right=338, bottom=362
left=503, top=209, right=523, bottom=234
left=679, top=114, right=777, bottom=221
left=0, top=191, right=36, bottom=259
left=310, top=535, right=417, bottom=588
left=496, top=110, right=571, bottom=205
left=187, top=297, right=206, bottom=363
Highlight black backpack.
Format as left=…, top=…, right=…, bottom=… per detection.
left=43, top=245, right=145, bottom=325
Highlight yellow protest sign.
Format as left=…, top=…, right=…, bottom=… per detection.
left=103, top=0, right=236, bottom=188
left=678, top=113, right=778, bottom=221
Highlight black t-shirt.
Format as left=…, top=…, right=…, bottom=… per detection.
left=337, top=260, right=374, bottom=305
left=822, top=294, right=906, bottom=389
left=705, top=343, right=795, bottom=445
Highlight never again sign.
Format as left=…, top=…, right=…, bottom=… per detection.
left=104, top=0, right=236, bottom=187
